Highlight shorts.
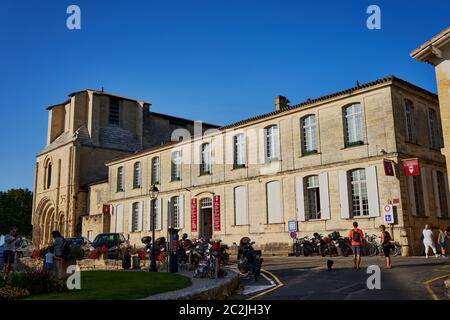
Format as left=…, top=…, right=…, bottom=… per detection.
left=440, top=242, right=446, bottom=249
left=44, top=262, right=54, bottom=271
left=352, top=245, right=363, bottom=256
left=383, top=244, right=393, bottom=257
left=3, top=251, right=15, bottom=264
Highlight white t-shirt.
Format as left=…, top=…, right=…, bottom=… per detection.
left=45, top=252, right=54, bottom=264
left=422, top=229, right=434, bottom=243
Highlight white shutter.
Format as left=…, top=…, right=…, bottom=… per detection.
left=295, top=176, right=306, bottom=221
left=235, top=186, right=248, bottom=225
left=179, top=195, right=185, bottom=229
left=157, top=198, right=163, bottom=230
left=338, top=171, right=350, bottom=219
left=319, top=172, right=330, bottom=220
left=421, top=167, right=430, bottom=216
left=432, top=170, right=442, bottom=217
left=137, top=202, right=143, bottom=231
left=147, top=200, right=151, bottom=231
left=445, top=173, right=450, bottom=217
left=128, top=204, right=133, bottom=232
left=267, top=181, right=282, bottom=223
left=407, top=176, right=417, bottom=216
left=115, top=204, right=123, bottom=233
left=366, top=166, right=380, bottom=217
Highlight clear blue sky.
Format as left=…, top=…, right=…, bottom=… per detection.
left=0, top=0, right=448, bottom=191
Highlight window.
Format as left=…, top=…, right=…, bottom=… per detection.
left=428, top=109, right=440, bottom=149
left=301, top=115, right=318, bottom=154
left=45, top=161, right=52, bottom=189
left=350, top=169, right=369, bottom=217
left=265, top=125, right=279, bottom=161
left=412, top=176, right=424, bottom=215
left=233, top=134, right=245, bottom=168
left=171, top=151, right=181, bottom=181
left=200, top=143, right=211, bottom=175
left=117, top=166, right=124, bottom=192
left=133, top=162, right=141, bottom=188
left=131, top=202, right=139, bottom=232
left=151, top=157, right=160, bottom=184
left=305, top=175, right=321, bottom=220
left=87, top=231, right=94, bottom=242
left=437, top=172, right=449, bottom=218
left=404, top=99, right=415, bottom=143
left=344, top=104, right=363, bottom=147
left=150, top=199, right=159, bottom=230
left=109, top=97, right=120, bottom=125
left=172, top=196, right=180, bottom=228
left=234, top=186, right=248, bottom=225
left=266, top=181, right=282, bottom=223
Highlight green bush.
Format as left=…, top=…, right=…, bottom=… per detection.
left=0, top=286, right=30, bottom=300
left=7, top=271, right=66, bottom=295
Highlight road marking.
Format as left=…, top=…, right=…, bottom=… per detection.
left=247, top=269, right=284, bottom=300
left=423, top=274, right=450, bottom=300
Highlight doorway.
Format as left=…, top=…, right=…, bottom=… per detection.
left=200, top=198, right=213, bottom=239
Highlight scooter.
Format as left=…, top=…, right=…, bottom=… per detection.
left=237, top=237, right=263, bottom=281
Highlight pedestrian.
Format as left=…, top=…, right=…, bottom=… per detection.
left=44, top=246, right=55, bottom=272
left=438, top=227, right=447, bottom=257
left=52, top=230, right=65, bottom=279
left=422, top=225, right=439, bottom=259
left=379, top=225, right=393, bottom=269
left=2, top=226, right=19, bottom=280
left=349, top=221, right=364, bottom=270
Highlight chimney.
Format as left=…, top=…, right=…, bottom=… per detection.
left=275, top=95, right=289, bottom=111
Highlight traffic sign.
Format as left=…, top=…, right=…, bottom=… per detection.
left=288, top=220, right=298, bottom=232
left=383, top=204, right=395, bottom=224
left=290, top=231, right=297, bottom=239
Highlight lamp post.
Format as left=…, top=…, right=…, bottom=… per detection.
left=149, top=184, right=159, bottom=272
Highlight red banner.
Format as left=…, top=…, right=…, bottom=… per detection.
left=383, top=159, right=395, bottom=176
left=213, top=195, right=221, bottom=231
left=102, top=204, right=110, bottom=215
left=403, top=159, right=420, bottom=176
left=191, top=198, right=198, bottom=232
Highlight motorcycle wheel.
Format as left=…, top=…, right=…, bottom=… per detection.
left=303, top=247, right=311, bottom=257
left=319, top=246, right=327, bottom=257
left=293, top=243, right=302, bottom=257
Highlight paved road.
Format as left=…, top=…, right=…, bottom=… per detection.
left=232, top=255, right=450, bottom=300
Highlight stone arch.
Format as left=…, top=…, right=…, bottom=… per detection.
left=35, top=197, right=56, bottom=247
left=57, top=212, right=65, bottom=237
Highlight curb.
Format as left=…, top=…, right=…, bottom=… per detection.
left=141, top=269, right=240, bottom=300
left=444, top=279, right=450, bottom=298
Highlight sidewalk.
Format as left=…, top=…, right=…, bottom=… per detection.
left=142, top=268, right=239, bottom=300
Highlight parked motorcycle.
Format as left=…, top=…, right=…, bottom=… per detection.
left=177, top=233, right=194, bottom=265
left=328, top=231, right=352, bottom=257
left=220, top=243, right=230, bottom=265
left=294, top=236, right=318, bottom=257
left=237, top=237, right=263, bottom=281
left=314, top=233, right=338, bottom=257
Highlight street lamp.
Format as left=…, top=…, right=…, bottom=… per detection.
left=149, top=184, right=159, bottom=272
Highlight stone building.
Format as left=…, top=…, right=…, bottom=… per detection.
left=411, top=26, right=450, bottom=189
left=33, top=76, right=450, bottom=255
left=31, top=89, right=217, bottom=246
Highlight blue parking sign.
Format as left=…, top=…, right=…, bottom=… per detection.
left=288, top=220, right=298, bottom=232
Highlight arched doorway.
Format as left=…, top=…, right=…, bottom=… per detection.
left=35, top=198, right=56, bottom=247
left=199, top=198, right=213, bottom=239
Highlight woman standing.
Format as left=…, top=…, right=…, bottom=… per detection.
left=379, top=225, right=393, bottom=269
left=438, top=227, right=447, bottom=257
left=52, top=230, right=64, bottom=279
left=422, top=225, right=439, bottom=259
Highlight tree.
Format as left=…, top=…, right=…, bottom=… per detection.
left=0, top=189, right=33, bottom=237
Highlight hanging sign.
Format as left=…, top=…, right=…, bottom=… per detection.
left=403, top=159, right=420, bottom=176
left=213, top=195, right=221, bottom=231
left=102, top=204, right=110, bottom=215
left=191, top=198, right=198, bottom=232
left=383, top=159, right=395, bottom=176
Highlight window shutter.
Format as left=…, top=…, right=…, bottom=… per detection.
left=445, top=173, right=450, bottom=217
left=157, top=198, right=163, bottom=230
left=366, top=166, right=380, bottom=217
left=179, top=195, right=185, bottom=229
left=421, top=167, right=430, bottom=216
left=128, top=204, right=133, bottom=232
left=137, top=202, right=143, bottom=231
left=167, top=200, right=172, bottom=229
left=267, top=181, right=282, bottom=223
left=115, top=204, right=123, bottom=233
left=235, top=186, right=248, bottom=225
left=407, top=176, right=417, bottom=216
left=295, top=176, right=305, bottom=222
left=338, top=171, right=350, bottom=219
left=432, top=170, right=442, bottom=217
left=319, top=172, right=330, bottom=220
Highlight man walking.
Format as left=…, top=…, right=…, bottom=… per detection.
left=2, top=226, right=19, bottom=280
left=349, top=222, right=364, bottom=270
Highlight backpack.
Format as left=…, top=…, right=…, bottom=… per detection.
left=62, top=239, right=71, bottom=259
left=352, top=229, right=361, bottom=242
left=383, top=231, right=392, bottom=244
